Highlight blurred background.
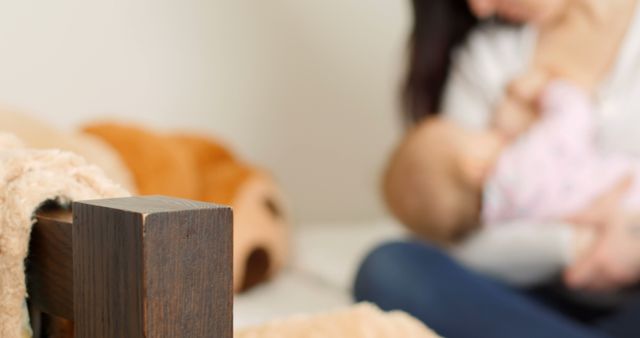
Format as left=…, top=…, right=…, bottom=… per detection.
left=0, top=0, right=408, bottom=224
left=14, top=1, right=638, bottom=335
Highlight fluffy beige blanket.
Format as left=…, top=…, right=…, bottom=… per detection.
left=235, top=303, right=441, bottom=338
left=0, top=133, right=129, bottom=337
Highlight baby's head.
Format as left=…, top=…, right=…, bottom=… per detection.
left=384, top=117, right=503, bottom=244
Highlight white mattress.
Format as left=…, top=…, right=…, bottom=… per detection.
left=234, top=219, right=406, bottom=328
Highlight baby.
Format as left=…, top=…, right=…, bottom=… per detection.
left=385, top=80, right=640, bottom=245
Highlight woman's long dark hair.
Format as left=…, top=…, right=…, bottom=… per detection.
left=403, top=0, right=480, bottom=124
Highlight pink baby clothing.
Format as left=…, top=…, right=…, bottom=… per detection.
left=482, top=81, right=640, bottom=224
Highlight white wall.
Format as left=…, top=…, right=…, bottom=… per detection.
left=0, top=0, right=409, bottom=223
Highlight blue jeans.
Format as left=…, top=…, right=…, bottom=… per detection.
left=353, top=241, right=640, bottom=338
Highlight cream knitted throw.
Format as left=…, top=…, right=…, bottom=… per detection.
left=0, top=133, right=130, bottom=337
left=234, top=303, right=442, bottom=338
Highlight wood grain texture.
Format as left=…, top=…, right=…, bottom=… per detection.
left=73, top=197, right=232, bottom=338
left=27, top=210, right=74, bottom=320
left=73, top=196, right=233, bottom=338
left=28, top=196, right=232, bottom=338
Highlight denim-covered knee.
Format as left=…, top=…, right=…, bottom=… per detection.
left=353, top=240, right=453, bottom=305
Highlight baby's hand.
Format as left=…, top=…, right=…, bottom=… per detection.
left=508, top=69, right=551, bottom=104
left=492, top=69, right=549, bottom=139
left=492, top=95, right=537, bottom=140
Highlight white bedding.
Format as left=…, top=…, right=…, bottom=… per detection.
left=234, top=220, right=406, bottom=328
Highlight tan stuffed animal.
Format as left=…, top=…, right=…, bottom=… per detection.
left=0, top=109, right=289, bottom=293
left=0, top=111, right=290, bottom=336
left=235, top=303, right=441, bottom=338
left=82, top=123, right=290, bottom=292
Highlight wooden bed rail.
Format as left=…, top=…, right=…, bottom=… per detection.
left=26, top=196, right=233, bottom=338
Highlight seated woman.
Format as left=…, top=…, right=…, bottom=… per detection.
left=354, top=0, right=640, bottom=337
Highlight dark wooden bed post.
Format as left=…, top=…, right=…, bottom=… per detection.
left=27, top=196, right=233, bottom=338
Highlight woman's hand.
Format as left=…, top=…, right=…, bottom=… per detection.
left=564, top=175, right=640, bottom=291
left=565, top=212, right=640, bottom=291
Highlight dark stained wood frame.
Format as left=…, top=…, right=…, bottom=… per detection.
left=26, top=196, right=233, bottom=338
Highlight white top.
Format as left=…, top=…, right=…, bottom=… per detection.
left=445, top=6, right=640, bottom=286
left=443, top=15, right=640, bottom=154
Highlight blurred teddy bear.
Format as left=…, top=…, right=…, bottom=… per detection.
left=0, top=109, right=289, bottom=293
left=83, top=123, right=290, bottom=293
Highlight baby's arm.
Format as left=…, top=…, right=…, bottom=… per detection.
left=492, top=94, right=537, bottom=140
left=494, top=69, right=594, bottom=144
left=491, top=68, right=549, bottom=139
left=499, top=80, right=596, bottom=166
